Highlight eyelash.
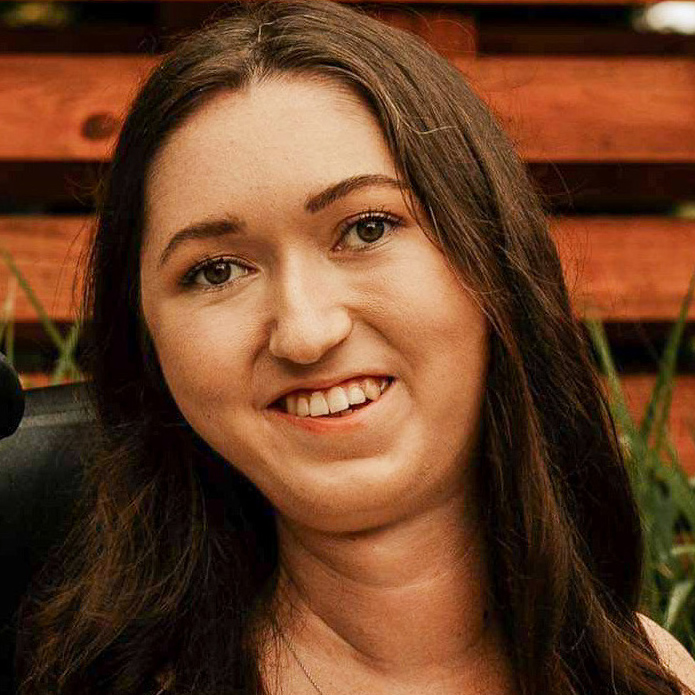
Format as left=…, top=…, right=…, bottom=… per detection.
left=180, top=209, right=403, bottom=290
left=337, top=209, right=402, bottom=252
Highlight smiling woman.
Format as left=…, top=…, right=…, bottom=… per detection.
left=13, top=2, right=695, bottom=695
left=140, top=78, right=489, bottom=535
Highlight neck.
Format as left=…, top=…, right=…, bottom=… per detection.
left=264, top=496, right=515, bottom=695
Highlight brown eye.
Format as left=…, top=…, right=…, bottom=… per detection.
left=340, top=213, right=401, bottom=251
left=356, top=217, right=386, bottom=243
left=202, top=261, right=232, bottom=285
left=183, top=257, right=249, bottom=289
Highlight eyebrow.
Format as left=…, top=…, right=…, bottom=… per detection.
left=156, top=173, right=404, bottom=269
left=304, top=173, right=404, bottom=213
left=157, top=215, right=244, bottom=269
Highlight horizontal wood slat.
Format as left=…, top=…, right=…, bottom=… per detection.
left=0, top=216, right=90, bottom=322
left=370, top=8, right=476, bottom=58
left=2, top=215, right=694, bottom=323
left=621, top=375, right=695, bottom=475
left=459, top=58, right=695, bottom=162
left=2, top=56, right=695, bottom=162
left=551, top=217, right=695, bottom=321
left=0, top=56, right=156, bottom=161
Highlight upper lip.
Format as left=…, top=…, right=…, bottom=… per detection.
left=266, top=372, right=394, bottom=408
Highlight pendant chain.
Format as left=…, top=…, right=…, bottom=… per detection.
left=280, top=631, right=328, bottom=695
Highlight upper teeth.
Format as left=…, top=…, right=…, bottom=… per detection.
left=283, top=377, right=390, bottom=417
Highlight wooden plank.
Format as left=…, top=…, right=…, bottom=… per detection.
left=17, top=373, right=55, bottom=390
left=0, top=216, right=90, bottom=323
left=0, top=56, right=156, bottom=161
left=368, top=8, right=476, bottom=58
left=2, top=215, right=695, bottom=323
left=459, top=57, right=695, bottom=162
left=552, top=217, right=695, bottom=321
left=621, top=375, right=695, bottom=475
left=2, top=56, right=695, bottom=162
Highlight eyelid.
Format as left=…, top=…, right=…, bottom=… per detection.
left=335, top=209, right=403, bottom=251
left=180, top=254, right=252, bottom=290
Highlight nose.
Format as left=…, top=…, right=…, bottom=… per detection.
left=268, top=259, right=353, bottom=365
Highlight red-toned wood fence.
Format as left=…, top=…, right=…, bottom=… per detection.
left=0, top=0, right=693, bottom=470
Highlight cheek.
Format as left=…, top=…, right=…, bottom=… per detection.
left=144, top=300, right=259, bottom=420
left=373, top=243, right=487, bottom=364
left=384, top=247, right=488, bottom=425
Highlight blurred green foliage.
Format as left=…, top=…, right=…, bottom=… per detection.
left=586, top=270, right=695, bottom=651
left=0, top=246, right=81, bottom=385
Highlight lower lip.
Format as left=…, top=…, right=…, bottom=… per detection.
left=266, top=379, right=396, bottom=434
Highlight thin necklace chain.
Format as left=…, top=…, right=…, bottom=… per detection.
left=280, top=631, right=328, bottom=695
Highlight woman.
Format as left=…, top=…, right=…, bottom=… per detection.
left=16, top=1, right=695, bottom=693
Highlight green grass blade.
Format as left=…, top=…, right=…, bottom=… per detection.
left=0, top=246, right=81, bottom=376
left=589, top=270, right=695, bottom=648
left=0, top=246, right=67, bottom=351
left=51, top=320, right=82, bottom=384
left=665, top=579, right=695, bottom=630
left=4, top=312, right=14, bottom=366
left=585, top=316, right=638, bottom=439
left=642, top=270, right=695, bottom=453
left=0, top=276, right=17, bottom=356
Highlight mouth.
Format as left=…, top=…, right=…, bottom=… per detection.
left=269, top=376, right=395, bottom=420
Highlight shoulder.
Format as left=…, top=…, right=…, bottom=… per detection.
left=638, top=613, right=695, bottom=692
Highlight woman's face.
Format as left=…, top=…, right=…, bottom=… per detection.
left=140, top=76, right=489, bottom=533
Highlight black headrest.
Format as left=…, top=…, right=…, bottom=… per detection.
left=0, top=381, right=95, bottom=693
left=0, top=354, right=24, bottom=439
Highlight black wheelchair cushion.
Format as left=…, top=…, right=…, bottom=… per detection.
left=0, top=382, right=94, bottom=694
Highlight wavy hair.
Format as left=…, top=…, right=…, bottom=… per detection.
left=17, top=2, right=687, bottom=694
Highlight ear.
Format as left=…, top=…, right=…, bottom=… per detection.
left=639, top=612, right=695, bottom=693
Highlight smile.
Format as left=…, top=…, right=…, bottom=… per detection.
left=267, top=377, right=397, bottom=433
left=272, top=377, right=394, bottom=418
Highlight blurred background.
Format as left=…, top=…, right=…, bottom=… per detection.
left=0, top=0, right=693, bottom=467
left=1, top=0, right=695, bottom=646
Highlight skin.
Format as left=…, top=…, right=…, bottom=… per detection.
left=639, top=615, right=695, bottom=693
left=140, top=75, right=515, bottom=694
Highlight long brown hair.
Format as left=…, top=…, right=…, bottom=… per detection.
left=16, top=2, right=686, bottom=694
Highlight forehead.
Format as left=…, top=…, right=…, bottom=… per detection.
left=144, top=76, right=400, bottom=240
